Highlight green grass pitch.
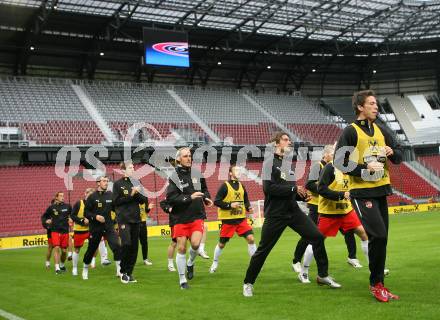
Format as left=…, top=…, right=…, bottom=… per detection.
left=0, top=211, right=438, bottom=320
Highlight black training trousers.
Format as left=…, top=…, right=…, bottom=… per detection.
left=292, top=204, right=319, bottom=263
left=244, top=212, right=327, bottom=285
left=119, top=222, right=140, bottom=276
left=351, top=196, right=389, bottom=285
left=343, top=230, right=357, bottom=259
left=139, top=221, right=149, bottom=261
left=83, top=227, right=121, bottom=264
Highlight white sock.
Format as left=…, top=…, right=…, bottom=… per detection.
left=199, top=242, right=205, bottom=253
left=60, top=262, right=65, bottom=268
left=99, top=240, right=108, bottom=260
left=68, top=251, right=72, bottom=258
left=72, top=252, right=79, bottom=269
left=361, top=240, right=369, bottom=263
left=45, top=261, right=50, bottom=267
left=55, top=263, right=60, bottom=271
left=248, top=243, right=257, bottom=257
left=91, top=257, right=96, bottom=267
left=168, top=258, right=174, bottom=267
left=115, top=260, right=121, bottom=275
left=302, top=245, right=313, bottom=274
left=187, top=247, right=198, bottom=267
left=213, top=244, right=223, bottom=262
left=176, top=253, right=187, bottom=284
left=82, top=264, right=89, bottom=277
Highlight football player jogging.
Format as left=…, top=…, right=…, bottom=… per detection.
left=298, top=161, right=369, bottom=285
left=293, top=145, right=363, bottom=278
left=82, top=176, right=122, bottom=280
left=210, top=164, right=256, bottom=273
left=70, top=188, right=95, bottom=276
left=42, top=192, right=72, bottom=274
left=243, top=132, right=338, bottom=297
left=166, top=147, right=213, bottom=289
left=334, top=90, right=402, bottom=302
left=113, top=161, right=149, bottom=284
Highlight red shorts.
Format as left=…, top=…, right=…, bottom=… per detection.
left=173, top=219, right=204, bottom=239
left=220, top=219, right=253, bottom=238
left=73, top=232, right=90, bottom=248
left=318, top=210, right=362, bottom=237
left=51, top=232, right=69, bottom=248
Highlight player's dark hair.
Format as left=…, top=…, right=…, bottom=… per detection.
left=269, top=131, right=290, bottom=144
left=52, top=191, right=63, bottom=203
left=352, top=90, right=376, bottom=115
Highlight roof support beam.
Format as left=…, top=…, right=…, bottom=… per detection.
left=15, top=0, right=58, bottom=75
left=83, top=0, right=141, bottom=79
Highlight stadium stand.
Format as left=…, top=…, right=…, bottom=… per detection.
left=388, top=162, right=439, bottom=199
left=0, top=78, right=105, bottom=145
left=418, top=155, right=440, bottom=176
left=253, top=93, right=342, bottom=144
left=320, top=97, right=353, bottom=123
left=0, top=165, right=96, bottom=237
left=84, top=82, right=208, bottom=144
left=386, top=95, right=440, bottom=144
left=175, top=87, right=281, bottom=145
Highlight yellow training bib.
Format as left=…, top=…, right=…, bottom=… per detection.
left=348, top=123, right=391, bottom=190
left=139, top=203, right=147, bottom=222
left=73, top=200, right=89, bottom=232
left=307, top=162, right=325, bottom=206
left=218, top=181, right=246, bottom=220
left=318, top=167, right=353, bottom=215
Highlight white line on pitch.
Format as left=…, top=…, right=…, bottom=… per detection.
left=0, top=309, right=26, bottom=320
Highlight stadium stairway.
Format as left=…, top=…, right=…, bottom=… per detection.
left=71, top=84, right=117, bottom=143
left=242, top=93, right=300, bottom=142
left=388, top=162, right=439, bottom=199
left=407, top=161, right=440, bottom=189
left=418, top=155, right=440, bottom=177
left=166, top=89, right=221, bottom=143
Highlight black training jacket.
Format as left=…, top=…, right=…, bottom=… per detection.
left=113, top=177, right=148, bottom=224
left=166, top=166, right=211, bottom=224
left=262, top=153, right=307, bottom=219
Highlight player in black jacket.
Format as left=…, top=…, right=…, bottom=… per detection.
left=166, top=147, right=213, bottom=289
left=113, top=161, right=148, bottom=284
left=42, top=192, right=72, bottom=274
left=334, top=90, right=402, bottom=302
left=81, top=176, right=122, bottom=280
left=243, top=132, right=338, bottom=297
left=70, top=187, right=95, bottom=276
left=209, top=164, right=256, bottom=274
left=293, top=145, right=361, bottom=283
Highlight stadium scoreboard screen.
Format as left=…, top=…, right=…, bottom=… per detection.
left=143, top=28, right=190, bottom=68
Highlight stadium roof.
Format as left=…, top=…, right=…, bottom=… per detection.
left=0, top=0, right=439, bottom=86
left=2, top=0, right=440, bottom=43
